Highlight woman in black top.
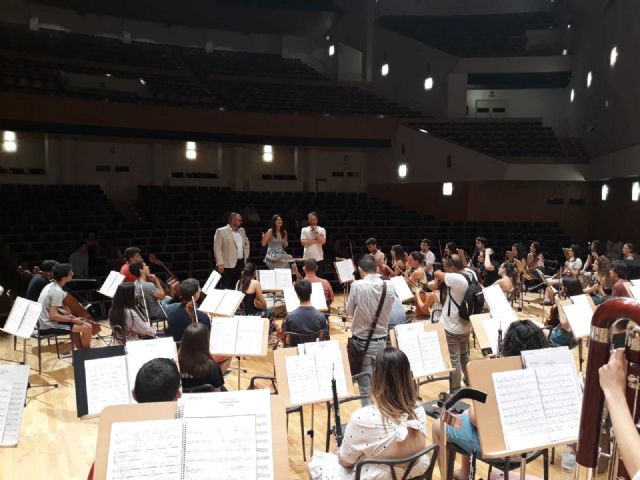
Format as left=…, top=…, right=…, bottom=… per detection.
left=236, top=262, right=267, bottom=316
left=178, top=323, right=225, bottom=392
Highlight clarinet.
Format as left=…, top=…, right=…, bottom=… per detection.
left=497, top=326, right=503, bottom=357
left=331, top=364, right=344, bottom=446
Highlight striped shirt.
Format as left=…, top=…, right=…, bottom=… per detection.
left=347, top=274, right=398, bottom=339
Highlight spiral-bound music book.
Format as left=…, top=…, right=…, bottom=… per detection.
left=0, top=364, right=29, bottom=447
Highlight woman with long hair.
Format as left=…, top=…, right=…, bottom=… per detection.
left=545, top=277, right=583, bottom=347
left=495, top=261, right=517, bottom=294
left=384, top=244, right=408, bottom=277
left=309, top=348, right=430, bottom=479
left=236, top=262, right=267, bottom=315
left=178, top=323, right=225, bottom=391
left=108, top=283, right=156, bottom=344
left=261, top=214, right=293, bottom=269
left=583, top=255, right=613, bottom=304
left=433, top=320, right=547, bottom=479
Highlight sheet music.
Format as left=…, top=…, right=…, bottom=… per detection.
left=258, top=270, right=276, bottom=291
left=275, top=269, right=293, bottom=290
left=562, top=303, right=592, bottom=339
left=234, top=316, right=265, bottom=355
left=0, top=381, right=12, bottom=444
left=483, top=284, right=518, bottom=323
left=335, top=259, right=356, bottom=284
left=395, top=322, right=428, bottom=378
left=482, top=317, right=514, bottom=355
left=285, top=354, right=321, bottom=405
left=631, top=279, right=640, bottom=286
left=283, top=283, right=327, bottom=311
left=99, top=271, right=126, bottom=298
left=2, top=297, right=42, bottom=339
left=198, top=289, right=225, bottom=313
left=534, top=364, right=582, bottom=443
left=84, top=355, right=131, bottom=416
left=179, top=389, right=274, bottom=480
left=418, top=330, right=446, bottom=375
left=125, top=337, right=178, bottom=388
left=493, top=369, right=549, bottom=451
left=183, top=416, right=257, bottom=480
left=209, top=316, right=238, bottom=354
left=106, top=419, right=183, bottom=480
left=521, top=347, right=573, bottom=369
left=570, top=294, right=594, bottom=313
left=630, top=284, right=640, bottom=300
left=216, top=290, right=244, bottom=317
left=201, top=271, right=222, bottom=295
left=388, top=276, right=414, bottom=302
left=300, top=340, right=348, bottom=400
left=0, top=364, right=28, bottom=446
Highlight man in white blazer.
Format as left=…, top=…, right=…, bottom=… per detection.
left=213, top=212, right=250, bottom=290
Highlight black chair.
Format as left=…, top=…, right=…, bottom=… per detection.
left=248, top=375, right=307, bottom=461
left=14, top=328, right=72, bottom=374
left=182, top=383, right=215, bottom=393
left=325, top=372, right=371, bottom=452
left=355, top=443, right=439, bottom=480
left=283, top=329, right=328, bottom=348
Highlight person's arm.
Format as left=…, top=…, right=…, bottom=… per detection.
left=434, top=270, right=446, bottom=282
left=129, top=309, right=157, bottom=337
left=318, top=227, right=326, bottom=246
left=290, top=263, right=302, bottom=280
left=260, top=229, right=272, bottom=247
left=253, top=281, right=267, bottom=310
left=282, top=231, right=288, bottom=249
left=346, top=284, right=357, bottom=316
left=484, top=249, right=495, bottom=271
left=243, top=229, right=250, bottom=261
left=213, top=229, right=224, bottom=273
left=581, top=254, right=592, bottom=273
left=300, top=228, right=313, bottom=247
left=600, top=349, right=640, bottom=477
left=48, top=305, right=81, bottom=324
left=326, top=281, right=335, bottom=306
left=147, top=275, right=165, bottom=299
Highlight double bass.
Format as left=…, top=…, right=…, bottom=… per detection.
left=148, top=254, right=182, bottom=297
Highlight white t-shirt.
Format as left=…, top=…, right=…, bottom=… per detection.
left=37, top=282, right=69, bottom=330
left=423, top=250, right=436, bottom=267
left=301, top=226, right=326, bottom=261
left=443, top=272, right=472, bottom=335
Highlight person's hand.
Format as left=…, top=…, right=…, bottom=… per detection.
left=148, top=273, right=158, bottom=283
left=217, top=265, right=224, bottom=274
left=599, top=348, right=627, bottom=398
left=485, top=248, right=493, bottom=256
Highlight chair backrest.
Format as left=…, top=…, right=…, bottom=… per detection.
left=182, top=383, right=215, bottom=394
left=110, top=324, right=126, bottom=345
left=283, top=329, right=327, bottom=347
left=248, top=375, right=278, bottom=395
left=354, top=444, right=439, bottom=480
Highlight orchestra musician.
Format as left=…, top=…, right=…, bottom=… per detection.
left=119, top=246, right=142, bottom=283
left=383, top=244, right=408, bottom=277
left=524, top=241, right=545, bottom=281
left=365, top=237, right=387, bottom=276
left=477, top=247, right=500, bottom=286
left=583, top=255, right=613, bottom=304
left=623, top=242, right=639, bottom=261
left=579, top=240, right=606, bottom=286
left=470, top=236, right=488, bottom=271
left=108, top=283, right=156, bottom=344
left=543, top=243, right=582, bottom=305
left=25, top=259, right=58, bottom=301
left=37, top=263, right=93, bottom=350
left=420, top=238, right=436, bottom=277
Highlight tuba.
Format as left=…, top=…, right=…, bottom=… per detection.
left=576, top=297, right=640, bottom=480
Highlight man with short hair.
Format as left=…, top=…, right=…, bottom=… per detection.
left=300, top=211, right=326, bottom=265
left=213, top=212, right=250, bottom=290
left=120, top=247, right=142, bottom=283
left=433, top=254, right=471, bottom=391
left=365, top=237, right=387, bottom=276
left=420, top=239, right=436, bottom=275
left=282, top=280, right=328, bottom=340
left=129, top=261, right=167, bottom=322
left=68, top=241, right=89, bottom=279
left=25, top=259, right=58, bottom=302
left=291, top=258, right=334, bottom=306
left=166, top=278, right=211, bottom=343
left=37, top=263, right=93, bottom=349
left=133, top=357, right=182, bottom=403
left=347, top=254, right=397, bottom=401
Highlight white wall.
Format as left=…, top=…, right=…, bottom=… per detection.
left=466, top=88, right=570, bottom=132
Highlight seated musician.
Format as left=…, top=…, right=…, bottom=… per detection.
left=178, top=323, right=227, bottom=390
left=37, top=263, right=93, bottom=350
left=543, top=243, right=583, bottom=304
left=166, top=278, right=211, bottom=342
left=580, top=240, right=606, bottom=278
left=308, top=348, right=430, bottom=480
left=384, top=244, right=409, bottom=277
left=478, top=247, right=500, bottom=286
left=365, top=237, right=387, bottom=276
left=583, top=255, right=613, bottom=304
left=545, top=277, right=583, bottom=347
left=119, top=246, right=142, bottom=283
left=610, top=260, right=630, bottom=297
left=420, top=238, right=436, bottom=277
left=524, top=241, right=545, bottom=283
left=623, top=242, right=639, bottom=261
left=236, top=262, right=267, bottom=315
left=291, top=258, right=335, bottom=307
left=129, top=261, right=167, bottom=323
left=108, top=283, right=156, bottom=344
left=281, top=280, right=328, bottom=343
left=25, top=259, right=58, bottom=301
left=471, top=236, right=488, bottom=271
left=406, top=251, right=427, bottom=289
left=495, top=262, right=517, bottom=294
left=432, top=320, right=547, bottom=480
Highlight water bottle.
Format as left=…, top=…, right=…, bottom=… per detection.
left=561, top=445, right=576, bottom=479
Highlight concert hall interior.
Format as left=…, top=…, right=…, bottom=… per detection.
left=1, top=1, right=640, bottom=479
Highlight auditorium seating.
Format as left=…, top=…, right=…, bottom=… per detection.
left=378, top=12, right=558, bottom=57
left=411, top=121, right=573, bottom=159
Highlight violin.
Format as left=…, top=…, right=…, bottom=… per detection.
left=148, top=254, right=181, bottom=297
left=184, top=299, right=198, bottom=323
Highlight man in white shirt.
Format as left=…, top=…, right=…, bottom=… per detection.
left=213, top=212, right=250, bottom=290
left=300, top=212, right=326, bottom=266
left=347, top=255, right=398, bottom=402
left=433, top=254, right=471, bottom=392
left=420, top=238, right=436, bottom=275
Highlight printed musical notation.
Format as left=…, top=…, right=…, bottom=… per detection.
left=85, top=356, right=131, bottom=416
left=395, top=323, right=446, bottom=378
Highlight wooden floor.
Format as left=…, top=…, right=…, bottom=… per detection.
left=0, top=293, right=575, bottom=479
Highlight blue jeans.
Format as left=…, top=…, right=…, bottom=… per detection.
left=353, top=337, right=387, bottom=405
left=446, top=413, right=481, bottom=455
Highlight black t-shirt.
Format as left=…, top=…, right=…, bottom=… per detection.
left=166, top=305, right=211, bottom=342
left=26, top=274, right=49, bottom=302
left=181, top=363, right=224, bottom=391
left=284, top=306, right=328, bottom=335
left=481, top=260, right=501, bottom=287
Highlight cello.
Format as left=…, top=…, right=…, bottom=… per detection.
left=148, top=254, right=182, bottom=297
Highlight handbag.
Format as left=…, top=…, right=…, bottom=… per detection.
left=347, top=282, right=388, bottom=375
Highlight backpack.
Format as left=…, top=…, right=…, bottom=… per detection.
left=447, top=272, right=484, bottom=321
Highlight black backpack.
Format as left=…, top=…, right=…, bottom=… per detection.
left=447, top=271, right=484, bottom=321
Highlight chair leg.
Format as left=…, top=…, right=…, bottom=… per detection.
left=543, top=449, right=549, bottom=480
left=13, top=335, right=17, bottom=351
left=37, top=337, right=42, bottom=375
left=299, top=408, right=306, bottom=461
left=54, top=335, right=61, bottom=359
left=325, top=404, right=331, bottom=452
left=550, top=446, right=555, bottom=464
left=446, top=444, right=457, bottom=480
